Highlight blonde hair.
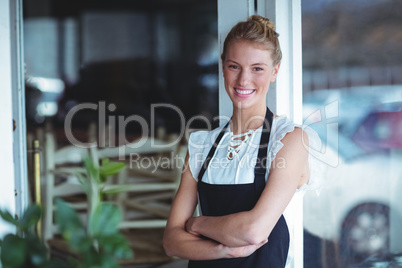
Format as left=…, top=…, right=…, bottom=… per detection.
left=221, top=15, right=282, bottom=66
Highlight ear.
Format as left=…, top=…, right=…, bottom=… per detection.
left=270, top=62, right=281, bottom=82
left=222, top=61, right=226, bottom=77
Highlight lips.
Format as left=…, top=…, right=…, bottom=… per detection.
left=234, top=88, right=256, bottom=97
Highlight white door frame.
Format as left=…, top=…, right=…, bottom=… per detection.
left=218, top=0, right=303, bottom=267
left=0, top=0, right=28, bottom=239
left=10, top=0, right=29, bottom=223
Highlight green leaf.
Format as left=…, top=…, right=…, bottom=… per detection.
left=0, top=234, right=27, bottom=266
left=90, top=253, right=120, bottom=268
left=55, top=198, right=84, bottom=231
left=71, top=233, right=93, bottom=252
left=101, top=158, right=110, bottom=166
left=64, top=256, right=80, bottom=268
left=75, top=172, right=91, bottom=196
left=0, top=210, right=18, bottom=226
left=55, top=199, right=86, bottom=245
left=25, top=233, right=48, bottom=266
left=17, top=204, right=42, bottom=231
left=98, top=233, right=133, bottom=260
left=45, top=258, right=72, bottom=268
left=89, top=203, right=121, bottom=236
left=99, top=158, right=125, bottom=183
left=84, top=157, right=100, bottom=184
left=101, top=185, right=129, bottom=195
left=99, top=161, right=125, bottom=178
left=80, top=247, right=102, bottom=267
left=98, top=255, right=120, bottom=268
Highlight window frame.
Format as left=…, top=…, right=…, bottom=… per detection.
left=0, top=0, right=26, bottom=238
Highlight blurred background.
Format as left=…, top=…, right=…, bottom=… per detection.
left=302, top=1, right=402, bottom=267
left=24, top=0, right=219, bottom=143
left=23, top=0, right=402, bottom=267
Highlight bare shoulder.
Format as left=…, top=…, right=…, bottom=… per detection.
left=279, top=126, right=309, bottom=154
left=269, top=126, right=310, bottom=186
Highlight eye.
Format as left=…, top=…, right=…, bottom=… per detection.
left=229, top=65, right=239, bottom=70
left=253, top=67, right=263, bottom=71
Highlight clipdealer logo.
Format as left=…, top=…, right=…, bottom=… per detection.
left=63, top=101, right=338, bottom=168
left=302, top=100, right=339, bottom=168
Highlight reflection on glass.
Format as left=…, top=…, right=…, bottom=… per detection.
left=24, top=1, right=218, bottom=143
left=23, top=1, right=218, bottom=264
left=302, top=0, right=402, bottom=267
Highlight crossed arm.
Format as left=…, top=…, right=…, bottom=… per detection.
left=163, top=128, right=309, bottom=259
left=162, top=153, right=267, bottom=260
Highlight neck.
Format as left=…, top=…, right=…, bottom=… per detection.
left=230, top=104, right=267, bottom=135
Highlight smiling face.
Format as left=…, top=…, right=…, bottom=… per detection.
left=223, top=40, right=280, bottom=111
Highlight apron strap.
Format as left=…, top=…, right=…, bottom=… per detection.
left=254, top=107, right=274, bottom=175
left=197, top=121, right=230, bottom=182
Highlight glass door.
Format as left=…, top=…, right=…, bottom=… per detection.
left=302, top=1, right=402, bottom=267
left=23, top=0, right=219, bottom=263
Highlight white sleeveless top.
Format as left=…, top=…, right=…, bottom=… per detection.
left=187, top=115, right=324, bottom=267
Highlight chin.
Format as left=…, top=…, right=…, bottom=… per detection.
left=231, top=100, right=256, bottom=110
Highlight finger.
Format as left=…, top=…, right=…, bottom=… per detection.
left=255, top=239, right=268, bottom=249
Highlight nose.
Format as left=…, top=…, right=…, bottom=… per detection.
left=237, top=69, right=250, bottom=87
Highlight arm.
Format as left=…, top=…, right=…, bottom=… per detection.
left=186, top=128, right=310, bottom=247
left=163, top=153, right=267, bottom=260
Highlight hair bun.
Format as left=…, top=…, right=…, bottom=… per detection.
left=249, top=15, right=276, bottom=31
left=221, top=14, right=282, bottom=65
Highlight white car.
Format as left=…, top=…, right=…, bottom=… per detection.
left=302, top=86, right=402, bottom=265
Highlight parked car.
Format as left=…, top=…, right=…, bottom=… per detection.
left=302, top=85, right=402, bottom=265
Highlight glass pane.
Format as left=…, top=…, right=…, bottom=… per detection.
left=24, top=1, right=219, bottom=142
left=302, top=1, right=402, bottom=267
left=23, top=0, right=218, bottom=264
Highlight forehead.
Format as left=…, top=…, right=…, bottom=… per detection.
left=226, top=40, right=273, bottom=63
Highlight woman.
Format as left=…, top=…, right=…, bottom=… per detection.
left=163, top=15, right=321, bottom=267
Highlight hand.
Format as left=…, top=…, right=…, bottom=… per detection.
left=225, top=239, right=268, bottom=258
left=185, top=217, right=199, bottom=236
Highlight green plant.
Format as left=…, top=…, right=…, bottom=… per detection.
left=55, top=199, right=132, bottom=268
left=74, top=153, right=126, bottom=224
left=0, top=205, right=68, bottom=268
left=0, top=152, right=133, bottom=268
left=55, top=152, right=133, bottom=267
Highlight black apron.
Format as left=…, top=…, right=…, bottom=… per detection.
left=188, top=107, right=290, bottom=268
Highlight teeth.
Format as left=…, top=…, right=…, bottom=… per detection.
left=235, top=88, right=254, bottom=95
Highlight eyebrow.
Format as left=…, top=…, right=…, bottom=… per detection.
left=226, top=60, right=268, bottom=66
